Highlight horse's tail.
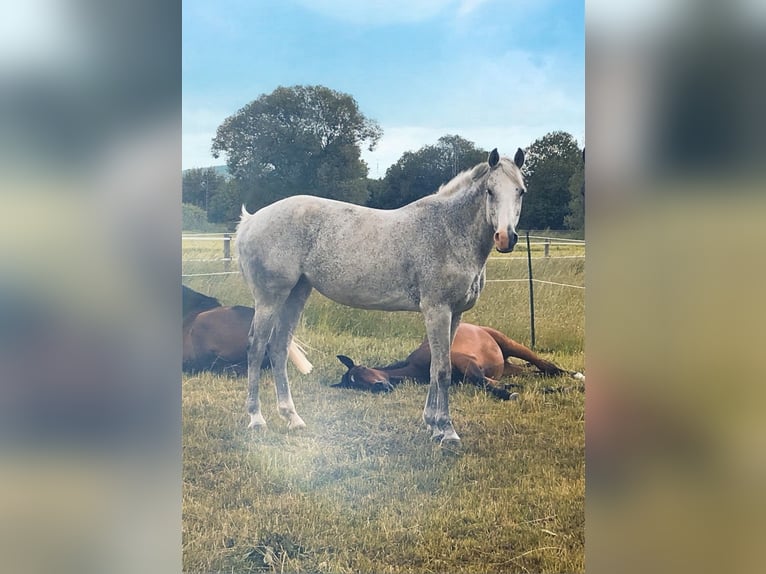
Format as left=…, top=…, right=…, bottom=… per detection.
left=236, top=204, right=255, bottom=229
left=288, top=339, right=313, bottom=374
left=235, top=205, right=254, bottom=258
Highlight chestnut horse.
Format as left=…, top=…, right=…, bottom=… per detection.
left=335, top=323, right=584, bottom=399
left=182, top=286, right=312, bottom=376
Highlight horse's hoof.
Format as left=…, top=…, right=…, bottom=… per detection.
left=287, top=415, right=307, bottom=430
left=440, top=436, right=462, bottom=455
left=429, top=427, right=444, bottom=443
left=439, top=425, right=461, bottom=448
left=248, top=413, right=268, bottom=430
left=504, top=383, right=524, bottom=390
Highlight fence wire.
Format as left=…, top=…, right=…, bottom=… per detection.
left=182, top=235, right=585, bottom=289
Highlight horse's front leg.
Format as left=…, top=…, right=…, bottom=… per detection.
left=422, top=305, right=461, bottom=447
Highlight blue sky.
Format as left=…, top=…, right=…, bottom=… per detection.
left=183, top=0, right=584, bottom=177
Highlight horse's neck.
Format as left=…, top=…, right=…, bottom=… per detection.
left=379, top=360, right=427, bottom=381
left=438, top=187, right=495, bottom=263
left=183, top=310, right=201, bottom=331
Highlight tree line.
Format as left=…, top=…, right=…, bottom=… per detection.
left=183, top=85, right=584, bottom=232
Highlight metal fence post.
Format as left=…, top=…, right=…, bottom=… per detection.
left=223, top=234, right=231, bottom=271
left=525, top=231, right=536, bottom=349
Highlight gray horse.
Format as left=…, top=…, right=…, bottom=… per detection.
left=236, top=148, right=526, bottom=447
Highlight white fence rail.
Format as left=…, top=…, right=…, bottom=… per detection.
left=182, top=234, right=586, bottom=268
left=183, top=234, right=585, bottom=290
left=182, top=232, right=584, bottom=347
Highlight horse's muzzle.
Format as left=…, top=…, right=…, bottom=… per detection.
left=494, top=230, right=518, bottom=253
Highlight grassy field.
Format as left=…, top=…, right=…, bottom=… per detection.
left=183, top=239, right=584, bottom=573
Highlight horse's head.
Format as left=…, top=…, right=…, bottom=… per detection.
left=473, top=147, right=526, bottom=253
left=333, top=355, right=395, bottom=393
left=182, top=285, right=221, bottom=317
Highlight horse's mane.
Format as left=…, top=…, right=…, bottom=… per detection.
left=436, top=167, right=482, bottom=197
left=436, top=157, right=520, bottom=197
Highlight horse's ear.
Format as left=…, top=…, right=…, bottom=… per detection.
left=514, top=147, right=525, bottom=169
left=337, top=355, right=356, bottom=369
left=488, top=148, right=500, bottom=168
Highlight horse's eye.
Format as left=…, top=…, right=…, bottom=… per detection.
left=486, top=187, right=494, bottom=196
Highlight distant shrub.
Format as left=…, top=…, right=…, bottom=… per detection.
left=183, top=203, right=215, bottom=231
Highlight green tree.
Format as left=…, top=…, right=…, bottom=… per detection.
left=183, top=203, right=213, bottom=232
left=564, top=151, right=585, bottom=232
left=519, top=131, right=582, bottom=230
left=182, top=167, right=226, bottom=212
left=365, top=177, right=386, bottom=208
left=211, top=85, right=382, bottom=211
left=207, top=179, right=242, bottom=224
left=371, top=135, right=487, bottom=209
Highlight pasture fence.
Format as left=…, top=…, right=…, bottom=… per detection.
left=181, top=234, right=585, bottom=268
left=182, top=232, right=584, bottom=348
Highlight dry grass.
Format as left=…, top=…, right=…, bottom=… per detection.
left=183, top=241, right=584, bottom=573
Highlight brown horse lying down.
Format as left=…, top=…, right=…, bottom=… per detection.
left=182, top=286, right=312, bottom=376
left=335, top=323, right=583, bottom=400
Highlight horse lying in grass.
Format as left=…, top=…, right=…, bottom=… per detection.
left=335, top=323, right=584, bottom=400
left=182, top=286, right=312, bottom=376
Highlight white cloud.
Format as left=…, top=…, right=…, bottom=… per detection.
left=289, top=0, right=503, bottom=26
left=456, top=0, right=495, bottom=17
left=362, top=126, right=438, bottom=177
left=290, top=0, right=440, bottom=25
left=443, top=49, right=583, bottom=126
left=360, top=48, right=583, bottom=175
left=288, top=0, right=550, bottom=27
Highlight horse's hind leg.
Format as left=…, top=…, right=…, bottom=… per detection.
left=452, top=353, right=514, bottom=400
left=245, top=305, right=279, bottom=430
left=483, top=327, right=565, bottom=376
left=269, top=277, right=313, bottom=430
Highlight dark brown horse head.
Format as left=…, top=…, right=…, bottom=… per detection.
left=334, top=355, right=395, bottom=393
left=183, top=285, right=221, bottom=318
